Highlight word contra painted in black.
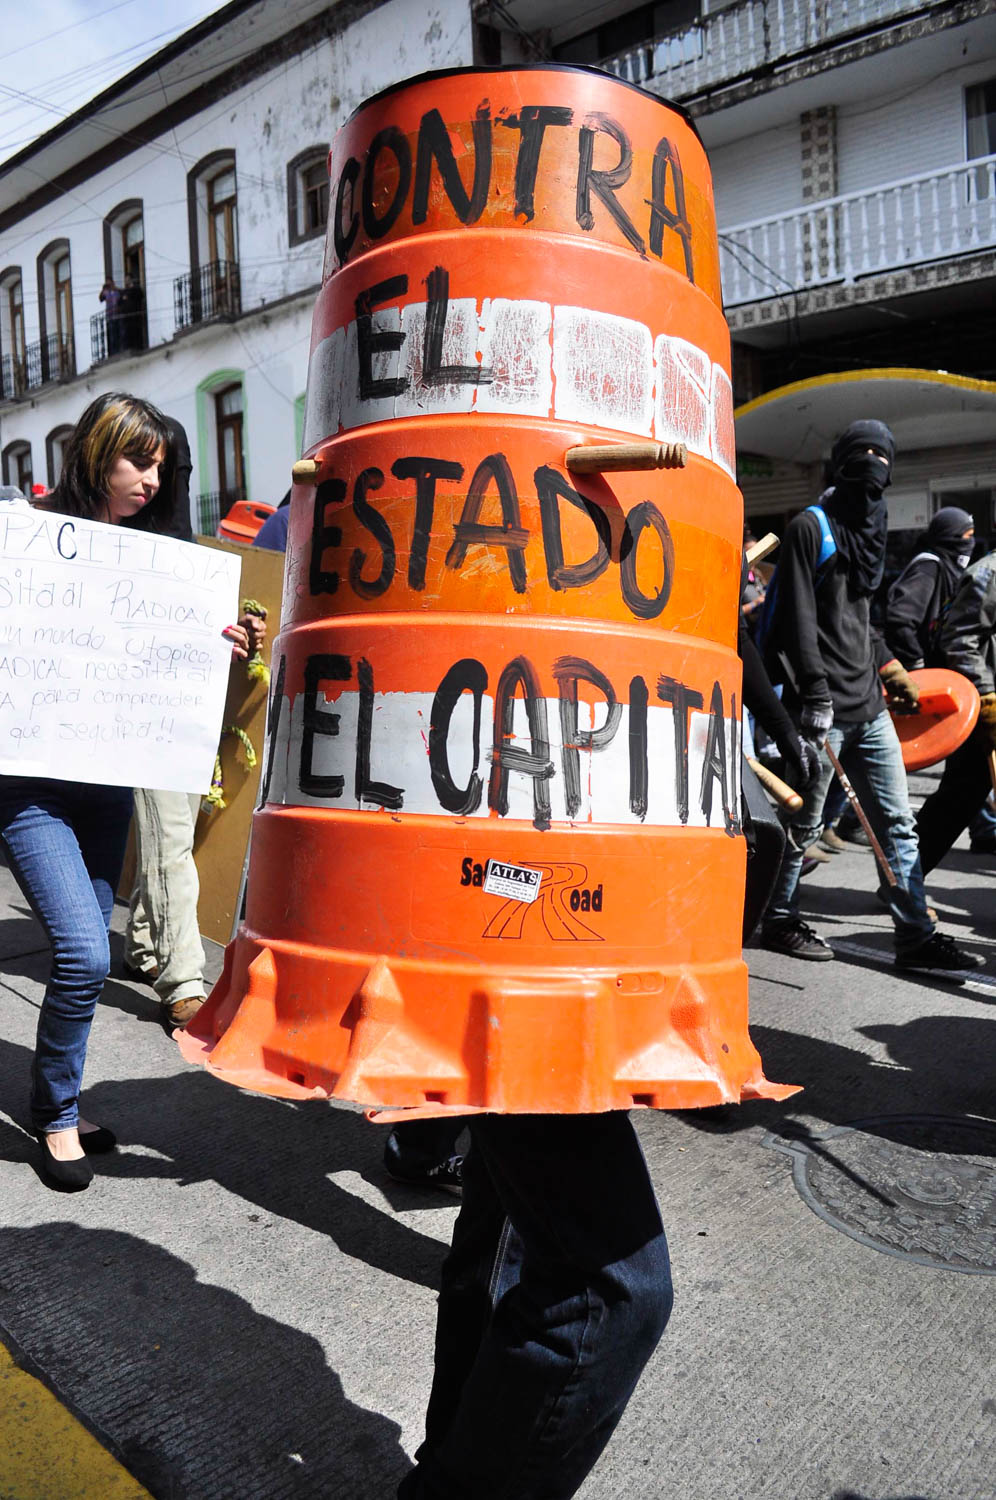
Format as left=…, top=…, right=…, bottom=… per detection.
left=334, top=102, right=694, bottom=281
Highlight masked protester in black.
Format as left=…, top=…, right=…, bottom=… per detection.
left=885, top=506, right=975, bottom=670
left=757, top=420, right=983, bottom=973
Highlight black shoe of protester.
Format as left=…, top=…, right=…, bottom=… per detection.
left=79, top=1125, right=117, bottom=1154
left=969, top=839, right=996, bottom=854
left=760, top=920, right=834, bottom=961
left=36, top=1133, right=94, bottom=1191
left=895, top=932, right=985, bottom=973
left=385, top=1154, right=464, bottom=1193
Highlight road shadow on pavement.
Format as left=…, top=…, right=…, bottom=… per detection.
left=676, top=1014, right=996, bottom=1141
left=0, top=1223, right=410, bottom=1499
left=0, top=1037, right=449, bottom=1293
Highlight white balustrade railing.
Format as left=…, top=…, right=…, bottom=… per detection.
left=603, top=0, right=939, bottom=96
left=718, top=155, right=996, bottom=307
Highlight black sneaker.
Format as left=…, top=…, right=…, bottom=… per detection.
left=385, top=1154, right=464, bottom=1193
left=895, top=933, right=985, bottom=973
left=760, top=920, right=834, bottom=961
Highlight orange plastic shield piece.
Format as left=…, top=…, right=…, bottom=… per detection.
left=891, top=667, right=980, bottom=771
left=177, top=65, right=797, bottom=1115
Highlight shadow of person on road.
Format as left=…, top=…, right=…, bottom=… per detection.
left=0, top=1035, right=450, bottom=1292
left=0, top=1223, right=410, bottom=1498
left=675, top=1014, right=996, bottom=1143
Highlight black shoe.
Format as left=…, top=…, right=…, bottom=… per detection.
left=760, top=920, right=834, bottom=961
left=839, top=826, right=871, bottom=847
left=36, top=1133, right=94, bottom=1191
left=79, top=1124, right=117, bottom=1154
left=385, top=1153, right=464, bottom=1193
left=969, top=839, right=996, bottom=854
left=895, top=933, right=985, bottom=973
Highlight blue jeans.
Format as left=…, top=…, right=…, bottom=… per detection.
left=764, top=711, right=933, bottom=954
left=0, top=777, right=133, bottom=1132
left=399, top=1111, right=672, bottom=1500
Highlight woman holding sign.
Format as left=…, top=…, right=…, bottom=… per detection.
left=0, top=393, right=252, bottom=1190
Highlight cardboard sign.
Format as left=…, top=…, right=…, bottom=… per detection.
left=0, top=502, right=241, bottom=792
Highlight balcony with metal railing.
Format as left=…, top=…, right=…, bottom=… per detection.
left=719, top=153, right=996, bottom=309
left=0, top=353, right=27, bottom=401
left=601, top=0, right=948, bottom=99
left=20, top=333, right=74, bottom=390
left=91, top=307, right=149, bottom=364
left=174, top=260, right=241, bottom=332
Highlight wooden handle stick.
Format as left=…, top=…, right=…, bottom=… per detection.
left=746, top=532, right=779, bottom=566
left=565, top=442, right=687, bottom=474
left=824, top=742, right=898, bottom=887
left=988, top=749, right=996, bottom=800
left=746, top=756, right=803, bottom=812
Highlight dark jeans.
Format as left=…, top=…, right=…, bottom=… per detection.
left=916, top=724, right=994, bottom=875
left=386, top=1117, right=465, bottom=1170
left=399, top=1112, right=672, bottom=1500
left=0, top=777, right=133, bottom=1131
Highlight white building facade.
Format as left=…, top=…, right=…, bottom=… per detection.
left=0, top=0, right=475, bottom=528
left=3, top=0, right=995, bottom=548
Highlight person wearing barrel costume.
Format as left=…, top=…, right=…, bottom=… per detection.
left=914, top=543, right=996, bottom=870
left=759, top=421, right=983, bottom=972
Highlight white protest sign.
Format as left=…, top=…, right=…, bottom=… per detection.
left=0, top=502, right=241, bottom=793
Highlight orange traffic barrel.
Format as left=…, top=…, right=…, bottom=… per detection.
left=891, top=668, right=980, bottom=771
left=216, top=500, right=276, bottom=545
left=179, top=65, right=795, bottom=1115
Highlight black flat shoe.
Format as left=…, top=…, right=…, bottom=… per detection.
left=36, top=1132, right=94, bottom=1191
left=79, top=1125, right=117, bottom=1154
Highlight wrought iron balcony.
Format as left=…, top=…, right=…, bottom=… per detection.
left=720, top=154, right=996, bottom=308
left=197, top=485, right=247, bottom=536
left=174, top=260, right=241, bottom=332
left=91, top=307, right=149, bottom=364
left=601, top=0, right=945, bottom=98
left=0, top=353, right=27, bottom=401
left=21, top=333, right=74, bottom=389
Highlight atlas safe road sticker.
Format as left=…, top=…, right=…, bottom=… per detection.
left=483, top=860, right=543, bottom=904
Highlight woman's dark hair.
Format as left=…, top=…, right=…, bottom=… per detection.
left=50, top=392, right=173, bottom=530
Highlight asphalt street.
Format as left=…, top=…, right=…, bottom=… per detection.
left=0, top=766, right=993, bottom=1500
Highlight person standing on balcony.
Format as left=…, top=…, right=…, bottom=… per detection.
left=758, top=420, right=983, bottom=973
left=99, top=278, right=122, bottom=357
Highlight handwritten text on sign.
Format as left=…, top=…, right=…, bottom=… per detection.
left=0, top=505, right=241, bottom=792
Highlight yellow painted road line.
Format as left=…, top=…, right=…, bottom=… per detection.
left=0, top=1341, right=151, bottom=1500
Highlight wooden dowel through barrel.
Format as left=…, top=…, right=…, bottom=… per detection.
left=565, top=442, right=688, bottom=474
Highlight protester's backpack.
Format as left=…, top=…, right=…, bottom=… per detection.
left=756, top=503, right=837, bottom=682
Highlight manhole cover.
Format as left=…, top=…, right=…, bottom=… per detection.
left=762, top=1114, right=996, bottom=1275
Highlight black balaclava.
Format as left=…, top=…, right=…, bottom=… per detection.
left=923, top=505, right=975, bottom=591
left=824, top=419, right=896, bottom=596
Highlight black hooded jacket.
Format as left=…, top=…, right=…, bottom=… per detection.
left=885, top=506, right=974, bottom=668
left=765, top=421, right=895, bottom=722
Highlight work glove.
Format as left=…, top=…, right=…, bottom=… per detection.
left=800, top=697, right=834, bottom=751
left=979, top=692, right=996, bottom=752
left=879, top=659, right=920, bottom=714
left=775, top=728, right=823, bottom=790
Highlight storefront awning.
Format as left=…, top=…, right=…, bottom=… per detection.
left=735, top=367, right=996, bottom=464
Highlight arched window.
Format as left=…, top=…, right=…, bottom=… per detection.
left=287, top=146, right=330, bottom=246
left=194, top=369, right=248, bottom=532
left=97, top=200, right=147, bottom=359
left=36, top=238, right=75, bottom=382
left=178, top=153, right=240, bottom=329
left=2, top=438, right=33, bottom=492
left=0, top=266, right=26, bottom=399
left=46, top=424, right=75, bottom=488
